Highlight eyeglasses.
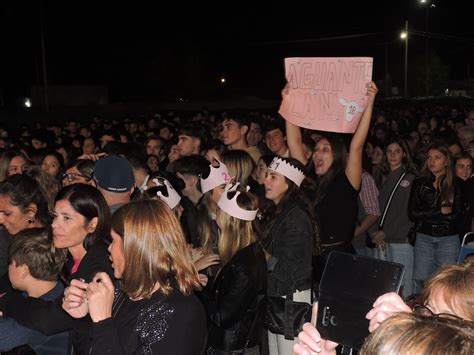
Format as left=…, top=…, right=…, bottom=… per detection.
left=412, top=304, right=465, bottom=322
left=61, top=172, right=91, bottom=182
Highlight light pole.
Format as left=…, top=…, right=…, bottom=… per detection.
left=400, top=21, right=408, bottom=97
left=420, top=0, right=434, bottom=96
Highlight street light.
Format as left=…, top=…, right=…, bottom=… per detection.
left=401, top=21, right=409, bottom=97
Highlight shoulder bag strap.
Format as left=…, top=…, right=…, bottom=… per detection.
left=378, top=172, right=407, bottom=229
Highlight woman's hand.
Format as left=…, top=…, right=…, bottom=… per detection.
left=194, top=254, right=220, bottom=272
left=293, top=303, right=338, bottom=355
left=372, top=230, right=385, bottom=250
left=77, top=152, right=106, bottom=161
left=441, top=206, right=452, bottom=214
left=86, top=272, right=115, bottom=323
left=62, top=278, right=89, bottom=319
left=198, top=273, right=209, bottom=287
left=366, top=81, right=378, bottom=102
left=190, top=246, right=204, bottom=262
left=365, top=292, right=411, bottom=332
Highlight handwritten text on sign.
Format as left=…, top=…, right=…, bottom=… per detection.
left=279, top=57, right=373, bottom=133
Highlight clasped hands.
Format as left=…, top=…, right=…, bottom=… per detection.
left=62, top=272, right=115, bottom=323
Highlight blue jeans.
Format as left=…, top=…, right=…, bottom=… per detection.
left=386, top=243, right=414, bottom=298
left=412, top=233, right=460, bottom=294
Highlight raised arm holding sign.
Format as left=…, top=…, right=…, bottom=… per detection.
left=280, top=57, right=378, bottom=278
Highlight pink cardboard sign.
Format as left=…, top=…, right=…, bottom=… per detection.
left=279, top=57, right=373, bottom=133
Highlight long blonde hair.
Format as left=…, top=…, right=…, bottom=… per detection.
left=111, top=200, right=200, bottom=299
left=222, top=150, right=255, bottom=187
left=217, top=190, right=258, bottom=265
left=197, top=192, right=219, bottom=254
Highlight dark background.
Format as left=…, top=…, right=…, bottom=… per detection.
left=0, top=1, right=472, bottom=106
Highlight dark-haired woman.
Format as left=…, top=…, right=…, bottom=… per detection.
left=63, top=199, right=207, bottom=354
left=286, top=82, right=378, bottom=272
left=372, top=137, right=417, bottom=297
left=408, top=142, right=462, bottom=294
left=0, top=174, right=51, bottom=276
left=61, top=159, right=95, bottom=187
left=41, top=151, right=65, bottom=179
left=263, top=157, right=319, bottom=354
left=0, top=184, right=113, bottom=354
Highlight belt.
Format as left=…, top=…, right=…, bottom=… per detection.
left=419, top=224, right=457, bottom=237
left=321, top=241, right=350, bottom=247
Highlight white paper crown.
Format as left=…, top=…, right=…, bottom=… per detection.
left=152, top=178, right=182, bottom=210
left=217, top=182, right=258, bottom=221
left=200, top=159, right=232, bottom=194
left=268, top=157, right=305, bottom=187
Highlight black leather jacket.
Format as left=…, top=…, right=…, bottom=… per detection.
left=267, top=204, right=313, bottom=297
left=205, top=242, right=267, bottom=352
left=408, top=174, right=463, bottom=236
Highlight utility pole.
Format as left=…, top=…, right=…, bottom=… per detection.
left=40, top=2, right=49, bottom=112
left=425, top=7, right=429, bottom=96
left=404, top=20, right=408, bottom=98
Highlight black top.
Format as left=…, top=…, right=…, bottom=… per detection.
left=89, top=284, right=207, bottom=355
left=205, top=242, right=267, bottom=351
left=315, top=172, right=359, bottom=244
left=0, top=227, right=11, bottom=278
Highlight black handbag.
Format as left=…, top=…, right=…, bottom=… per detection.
left=264, top=277, right=312, bottom=340
left=407, top=223, right=419, bottom=246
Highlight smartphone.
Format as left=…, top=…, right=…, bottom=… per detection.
left=316, top=251, right=404, bottom=350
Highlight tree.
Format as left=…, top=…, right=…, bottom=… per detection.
left=409, top=51, right=449, bottom=97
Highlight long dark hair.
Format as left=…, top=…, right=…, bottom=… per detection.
left=422, top=142, right=454, bottom=206
left=55, top=184, right=111, bottom=250
left=261, top=157, right=320, bottom=256
left=313, top=135, right=347, bottom=207
left=376, top=137, right=418, bottom=188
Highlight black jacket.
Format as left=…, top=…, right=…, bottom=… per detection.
left=408, top=175, right=463, bottom=236
left=0, top=240, right=114, bottom=354
left=88, top=284, right=207, bottom=355
left=205, top=243, right=267, bottom=352
left=267, top=204, right=312, bottom=297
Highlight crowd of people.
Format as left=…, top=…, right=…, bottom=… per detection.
left=0, top=80, right=473, bottom=354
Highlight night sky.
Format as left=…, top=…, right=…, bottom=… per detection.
left=0, top=1, right=472, bottom=104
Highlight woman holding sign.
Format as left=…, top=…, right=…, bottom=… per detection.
left=285, top=81, right=378, bottom=278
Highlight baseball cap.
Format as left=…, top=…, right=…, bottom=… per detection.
left=93, top=155, right=135, bottom=192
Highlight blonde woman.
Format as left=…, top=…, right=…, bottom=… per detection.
left=196, top=160, right=232, bottom=276
left=204, top=184, right=266, bottom=354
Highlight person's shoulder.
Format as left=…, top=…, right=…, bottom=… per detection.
left=85, top=239, right=110, bottom=257
left=412, top=175, right=427, bottom=185
left=165, top=288, right=206, bottom=322
left=283, top=204, right=311, bottom=226
left=40, top=282, right=64, bottom=301
left=231, top=242, right=264, bottom=264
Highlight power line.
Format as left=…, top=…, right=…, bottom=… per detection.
left=257, top=32, right=384, bottom=45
